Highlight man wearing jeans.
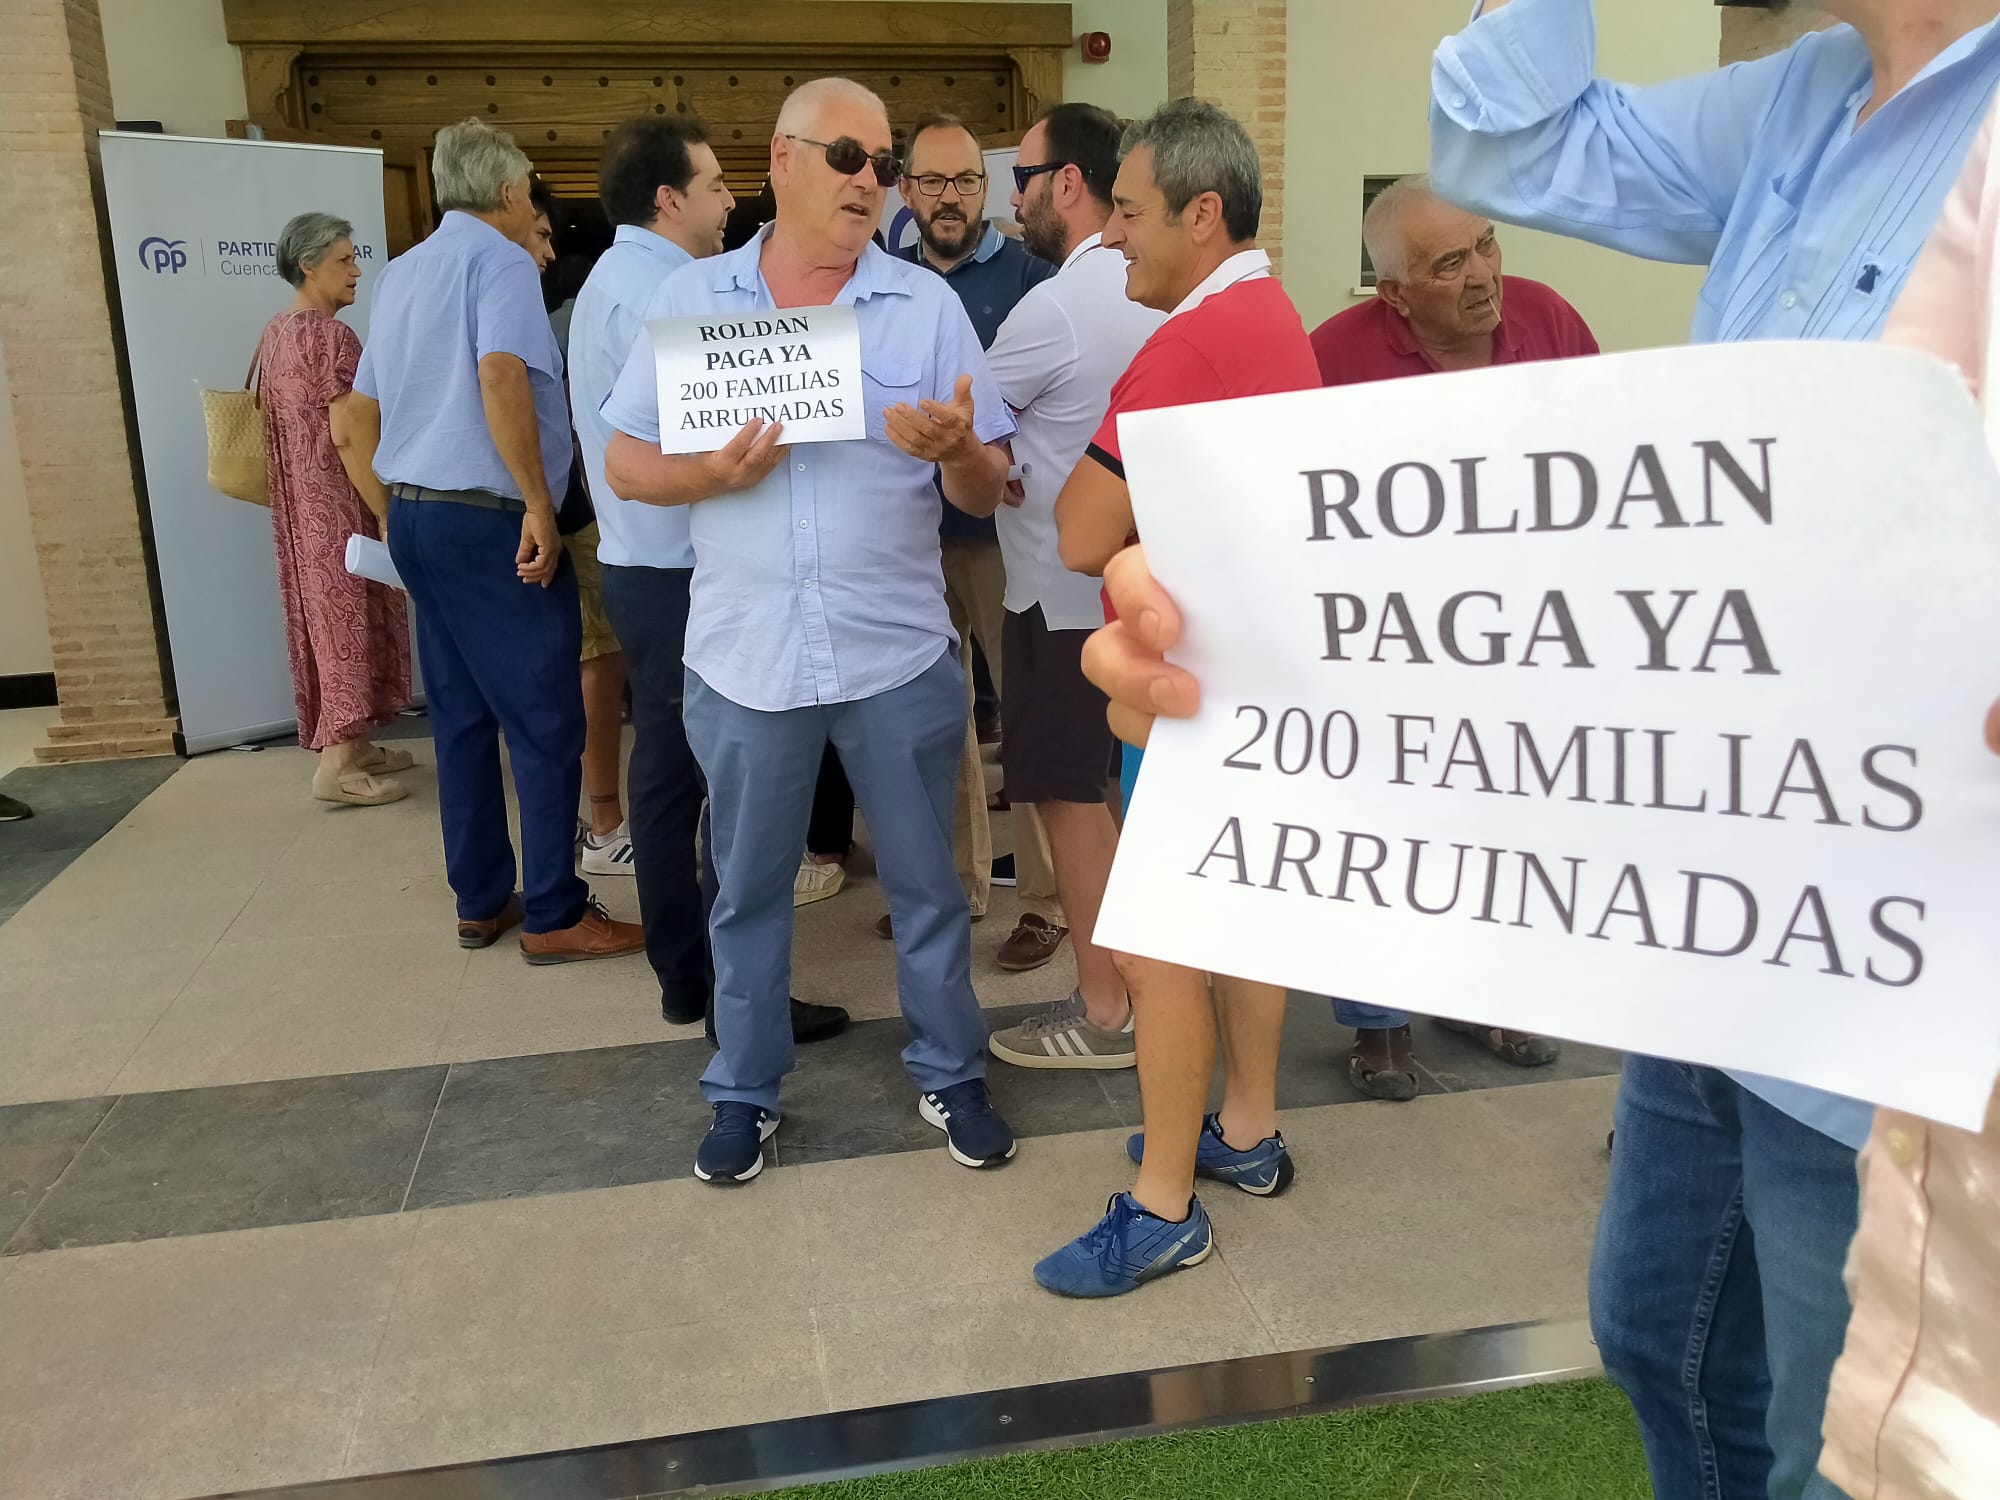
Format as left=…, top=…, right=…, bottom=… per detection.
left=354, top=117, right=644, bottom=966
left=570, top=115, right=846, bottom=1044
left=604, top=78, right=1019, bottom=1185
left=1429, top=4, right=2000, bottom=1497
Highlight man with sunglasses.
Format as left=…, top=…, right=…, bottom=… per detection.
left=871, top=112, right=1068, bottom=975
left=603, top=77, right=1020, bottom=1186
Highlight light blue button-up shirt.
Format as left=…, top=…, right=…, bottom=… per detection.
left=1431, top=0, right=2000, bottom=1148
left=570, top=224, right=695, bottom=568
left=355, top=210, right=571, bottom=503
left=603, top=224, right=1016, bottom=712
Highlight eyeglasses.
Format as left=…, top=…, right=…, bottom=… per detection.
left=1012, top=161, right=1069, bottom=194
left=786, top=134, right=902, bottom=187
left=906, top=171, right=986, bottom=198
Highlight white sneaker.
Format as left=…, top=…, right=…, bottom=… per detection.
left=580, top=823, right=636, bottom=876
left=794, top=857, right=846, bottom=907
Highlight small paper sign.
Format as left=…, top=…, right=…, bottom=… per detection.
left=1095, top=341, right=2000, bottom=1130
left=648, top=305, right=864, bottom=455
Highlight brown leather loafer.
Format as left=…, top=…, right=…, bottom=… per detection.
left=458, top=893, right=524, bottom=950
left=520, top=898, right=646, bottom=965
left=996, top=914, right=1068, bottom=972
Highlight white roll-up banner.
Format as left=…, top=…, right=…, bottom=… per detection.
left=100, top=133, right=396, bottom=753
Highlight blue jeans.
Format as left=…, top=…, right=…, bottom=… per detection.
left=1332, top=999, right=1409, bottom=1029
left=684, top=649, right=986, bottom=1111
left=600, top=564, right=711, bottom=1012
left=1592, top=1057, right=1858, bottom=1500
left=388, top=497, right=588, bottom=935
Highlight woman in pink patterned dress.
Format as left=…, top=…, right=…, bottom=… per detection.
left=258, top=212, right=411, bottom=806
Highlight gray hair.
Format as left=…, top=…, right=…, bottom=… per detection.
left=275, top=212, right=352, bottom=287
left=1120, top=98, right=1261, bottom=242
left=432, top=117, right=533, bottom=212
left=1363, top=174, right=1441, bottom=283
left=774, top=77, right=888, bottom=142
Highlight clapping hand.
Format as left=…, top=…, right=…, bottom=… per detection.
left=885, top=375, right=979, bottom=464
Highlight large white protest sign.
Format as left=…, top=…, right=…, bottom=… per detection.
left=1095, top=342, right=2000, bottom=1130
left=650, top=305, right=863, bottom=454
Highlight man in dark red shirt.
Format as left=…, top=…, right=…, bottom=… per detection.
left=1310, top=175, right=1596, bottom=1101
left=1038, top=98, right=1322, bottom=1299
left=1313, top=174, right=1598, bottom=384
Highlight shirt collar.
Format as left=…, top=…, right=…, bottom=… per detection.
left=614, top=223, right=694, bottom=266
left=1060, top=231, right=1105, bottom=274
left=716, top=221, right=912, bottom=303
left=1170, top=248, right=1272, bottom=319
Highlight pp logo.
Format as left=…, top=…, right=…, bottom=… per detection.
left=138, top=236, right=189, bottom=274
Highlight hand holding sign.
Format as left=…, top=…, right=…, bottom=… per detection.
left=1082, top=544, right=1199, bottom=748
left=702, top=418, right=789, bottom=495
left=885, top=374, right=980, bottom=465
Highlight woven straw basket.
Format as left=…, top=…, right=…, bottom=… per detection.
left=200, top=353, right=269, bottom=506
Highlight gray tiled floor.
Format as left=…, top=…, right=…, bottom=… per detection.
left=0, top=739, right=1622, bottom=1499
left=3, top=1004, right=1618, bottom=1254
left=0, top=1081, right=1615, bottom=1498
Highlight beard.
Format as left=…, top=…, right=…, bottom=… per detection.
left=918, top=205, right=979, bottom=258
left=1018, top=192, right=1066, bottom=264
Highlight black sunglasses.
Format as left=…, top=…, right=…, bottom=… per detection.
left=787, top=134, right=902, bottom=188
left=1012, top=161, right=1070, bottom=194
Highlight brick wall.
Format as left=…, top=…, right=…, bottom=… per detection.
left=1721, top=4, right=1834, bottom=64
left=1165, top=0, right=1287, bottom=277
left=0, top=0, right=177, bottom=761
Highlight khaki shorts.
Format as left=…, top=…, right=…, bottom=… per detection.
left=564, top=524, right=621, bottom=663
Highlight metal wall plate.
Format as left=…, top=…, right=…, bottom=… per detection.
left=207, top=1318, right=1601, bottom=1500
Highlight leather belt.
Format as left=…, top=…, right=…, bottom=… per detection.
left=390, top=483, right=525, bottom=514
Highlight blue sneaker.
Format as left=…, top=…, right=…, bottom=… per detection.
left=1035, top=1192, right=1214, bottom=1298
left=919, top=1079, right=1016, bottom=1167
left=1126, top=1113, right=1294, bottom=1197
left=694, top=1101, right=778, bottom=1184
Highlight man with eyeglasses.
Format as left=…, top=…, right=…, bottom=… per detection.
left=842, top=112, right=1071, bottom=978
left=603, top=77, right=1021, bottom=1186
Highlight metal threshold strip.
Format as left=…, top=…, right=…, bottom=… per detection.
left=211, top=1318, right=1600, bottom=1500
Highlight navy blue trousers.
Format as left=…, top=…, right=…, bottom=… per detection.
left=388, top=496, right=589, bottom=935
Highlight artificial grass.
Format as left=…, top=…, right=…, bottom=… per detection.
left=764, top=1377, right=1650, bottom=1500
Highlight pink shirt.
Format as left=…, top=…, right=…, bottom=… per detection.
left=1819, top=100, right=2000, bottom=1500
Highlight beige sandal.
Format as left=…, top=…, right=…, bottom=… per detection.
left=358, top=745, right=416, bottom=774
left=312, top=765, right=408, bottom=806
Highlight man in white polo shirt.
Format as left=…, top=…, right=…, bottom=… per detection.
left=982, top=104, right=1165, bottom=1070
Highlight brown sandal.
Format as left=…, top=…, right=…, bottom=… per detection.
left=1434, top=1019, right=1561, bottom=1068
left=358, top=745, right=416, bottom=774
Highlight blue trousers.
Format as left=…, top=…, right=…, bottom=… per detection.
left=1332, top=999, right=1409, bottom=1029
left=684, top=649, right=985, bottom=1111
left=1592, top=1058, right=1858, bottom=1500
left=599, top=564, right=711, bottom=1012
left=388, top=497, right=588, bottom=935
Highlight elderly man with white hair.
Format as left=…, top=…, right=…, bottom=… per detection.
left=1308, top=174, right=1595, bottom=1100
left=351, top=116, right=645, bottom=966
left=604, top=77, right=1019, bottom=1184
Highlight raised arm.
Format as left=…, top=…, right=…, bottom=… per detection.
left=1430, top=0, right=1798, bottom=265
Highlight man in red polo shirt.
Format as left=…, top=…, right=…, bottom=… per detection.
left=1310, top=174, right=1596, bottom=1100
left=1038, top=98, right=1322, bottom=1298
left=1314, top=174, right=1597, bottom=383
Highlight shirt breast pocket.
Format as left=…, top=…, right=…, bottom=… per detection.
left=862, top=357, right=922, bottom=444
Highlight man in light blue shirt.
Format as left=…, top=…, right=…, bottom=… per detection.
left=352, top=116, right=643, bottom=966
left=1433, top=4, right=2000, bottom=1498
left=602, top=77, right=1019, bottom=1185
